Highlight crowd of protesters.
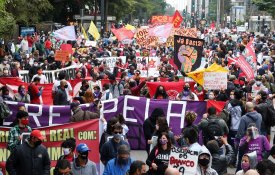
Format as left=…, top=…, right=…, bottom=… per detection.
left=0, top=25, right=275, bottom=175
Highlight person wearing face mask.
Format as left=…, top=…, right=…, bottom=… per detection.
left=1, top=85, right=13, bottom=101
left=6, top=129, right=50, bottom=175
left=196, top=146, right=218, bottom=175
left=31, top=67, right=48, bottom=84
left=0, top=67, right=11, bottom=77
left=146, top=132, right=172, bottom=175
left=100, top=123, right=130, bottom=166
left=14, top=85, right=30, bottom=103
left=103, top=144, right=133, bottom=175
left=238, top=123, right=271, bottom=172
left=71, top=143, right=98, bottom=175
left=52, top=72, right=73, bottom=104
left=28, top=60, right=40, bottom=80
left=176, top=83, right=198, bottom=101
left=153, top=85, right=168, bottom=99
left=236, top=151, right=258, bottom=175
left=0, top=58, right=11, bottom=77
left=7, top=110, right=32, bottom=153
left=54, top=138, right=76, bottom=175
left=54, top=80, right=70, bottom=105
left=127, top=160, right=147, bottom=175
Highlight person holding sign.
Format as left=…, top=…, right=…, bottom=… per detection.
left=196, top=146, right=218, bottom=175
left=146, top=132, right=172, bottom=175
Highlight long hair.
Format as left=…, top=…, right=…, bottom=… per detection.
left=156, top=117, right=169, bottom=134
left=83, top=89, right=94, bottom=103
left=153, top=85, right=168, bottom=99
left=157, top=132, right=172, bottom=151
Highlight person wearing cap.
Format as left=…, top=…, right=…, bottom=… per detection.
left=71, top=143, right=98, bottom=175
left=103, top=144, right=133, bottom=175
left=7, top=110, right=32, bottom=152
left=6, top=129, right=50, bottom=175
left=69, top=101, right=99, bottom=122
left=100, top=123, right=129, bottom=165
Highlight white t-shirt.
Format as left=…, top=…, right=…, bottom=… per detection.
left=32, top=74, right=48, bottom=84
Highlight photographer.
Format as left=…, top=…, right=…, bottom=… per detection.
left=206, top=136, right=234, bottom=175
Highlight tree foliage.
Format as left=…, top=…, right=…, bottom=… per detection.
left=5, top=0, right=53, bottom=25
left=0, top=0, right=15, bottom=39
left=252, top=0, right=275, bottom=18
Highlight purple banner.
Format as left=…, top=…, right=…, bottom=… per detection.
left=3, top=96, right=206, bottom=149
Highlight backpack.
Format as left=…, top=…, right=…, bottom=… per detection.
left=0, top=102, right=11, bottom=119
left=205, top=119, right=223, bottom=138
left=266, top=104, right=275, bottom=127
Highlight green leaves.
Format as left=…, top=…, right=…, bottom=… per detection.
left=252, top=0, right=275, bottom=18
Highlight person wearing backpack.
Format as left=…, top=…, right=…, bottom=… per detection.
left=254, top=90, right=275, bottom=138
left=236, top=102, right=262, bottom=140
left=199, top=107, right=229, bottom=145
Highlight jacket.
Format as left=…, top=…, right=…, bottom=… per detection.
left=103, top=157, right=133, bottom=175
left=6, top=140, right=50, bottom=175
left=227, top=99, right=245, bottom=131
left=255, top=100, right=273, bottom=134
left=146, top=146, right=170, bottom=175
left=71, top=158, right=98, bottom=175
left=236, top=111, right=262, bottom=139
left=211, top=144, right=234, bottom=175
left=70, top=108, right=99, bottom=122
left=7, top=125, right=32, bottom=152
left=196, top=146, right=218, bottom=175
left=236, top=151, right=258, bottom=175
left=100, top=139, right=130, bottom=165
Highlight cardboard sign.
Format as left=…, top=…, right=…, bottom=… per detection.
left=203, top=72, right=228, bottom=90
left=55, top=50, right=70, bottom=62
left=169, top=147, right=199, bottom=174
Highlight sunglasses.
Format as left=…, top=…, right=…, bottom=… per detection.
left=114, top=132, right=122, bottom=134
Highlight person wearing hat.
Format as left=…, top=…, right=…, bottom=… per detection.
left=196, top=146, right=218, bottom=175
left=103, top=144, right=133, bottom=175
left=71, top=143, right=98, bottom=175
left=6, top=129, right=50, bottom=175
left=7, top=110, right=32, bottom=152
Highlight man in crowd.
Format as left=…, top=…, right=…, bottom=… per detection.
left=6, top=130, right=51, bottom=175
left=52, top=72, right=72, bottom=104
left=127, top=160, right=147, bottom=175
left=55, top=159, right=72, bottom=175
left=103, top=145, right=133, bottom=175
left=31, top=67, right=48, bottom=84
left=54, top=80, right=70, bottom=105
left=28, top=77, right=43, bottom=104
left=71, top=143, right=98, bottom=175
left=69, top=101, right=99, bottom=122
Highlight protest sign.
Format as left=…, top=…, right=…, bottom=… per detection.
left=96, top=56, right=126, bottom=71
left=169, top=147, right=199, bottom=174
left=54, top=50, right=70, bottom=62
left=18, top=65, right=79, bottom=83
left=203, top=72, right=227, bottom=90
left=151, top=16, right=173, bottom=24
left=235, top=55, right=255, bottom=81
left=0, top=120, right=100, bottom=175
left=174, top=35, right=204, bottom=72
left=136, top=28, right=149, bottom=46
left=60, top=44, right=73, bottom=54
left=1, top=96, right=209, bottom=149
left=85, top=40, right=97, bottom=47
left=166, top=28, right=197, bottom=47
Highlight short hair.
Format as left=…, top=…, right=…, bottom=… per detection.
left=33, top=76, right=41, bottom=82
left=207, top=107, right=216, bottom=115
left=183, top=127, right=198, bottom=144
left=56, top=159, right=71, bottom=171
left=61, top=138, right=76, bottom=151
left=103, top=83, right=110, bottom=90
left=58, top=72, right=66, bottom=80
left=128, top=160, right=145, bottom=175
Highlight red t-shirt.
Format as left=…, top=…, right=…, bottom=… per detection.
left=29, top=83, right=40, bottom=104
left=45, top=40, right=52, bottom=49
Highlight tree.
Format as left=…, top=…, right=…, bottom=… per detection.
left=252, top=0, right=275, bottom=18
left=0, top=0, right=15, bottom=39
left=5, top=0, right=53, bottom=25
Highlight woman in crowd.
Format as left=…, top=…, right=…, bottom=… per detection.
left=146, top=132, right=172, bottom=175
left=1, top=86, right=13, bottom=101
left=73, top=89, right=94, bottom=104
left=236, top=151, right=258, bottom=175
left=93, top=85, right=102, bottom=105
left=153, top=85, right=168, bottom=100
left=14, top=85, right=30, bottom=103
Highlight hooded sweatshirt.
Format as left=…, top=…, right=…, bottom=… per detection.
left=236, top=111, right=262, bottom=139
left=196, top=146, right=218, bottom=175
left=236, top=151, right=258, bottom=175
left=71, top=158, right=98, bottom=175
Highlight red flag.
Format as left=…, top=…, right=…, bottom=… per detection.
left=244, top=40, right=257, bottom=71
left=227, top=57, right=237, bottom=66
left=111, top=27, right=135, bottom=41
left=235, top=55, right=255, bottom=81
left=207, top=100, right=226, bottom=113
left=172, top=10, right=183, bottom=28
left=60, top=44, right=73, bottom=54
left=146, top=81, right=195, bottom=100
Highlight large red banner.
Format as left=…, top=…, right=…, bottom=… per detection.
left=0, top=120, right=100, bottom=175
left=236, top=55, right=255, bottom=81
